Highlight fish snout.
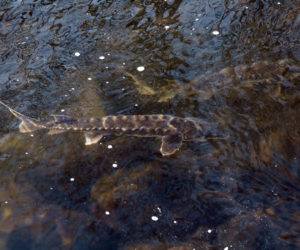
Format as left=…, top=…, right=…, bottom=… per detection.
left=200, top=122, right=227, bottom=140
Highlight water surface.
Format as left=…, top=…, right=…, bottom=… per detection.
left=0, top=0, right=299, bottom=249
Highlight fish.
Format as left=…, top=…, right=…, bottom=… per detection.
left=122, top=71, right=156, bottom=95
left=0, top=101, right=224, bottom=156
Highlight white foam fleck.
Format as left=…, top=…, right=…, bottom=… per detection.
left=105, top=211, right=110, bottom=215
left=99, top=56, right=105, bottom=60
left=25, top=152, right=29, bottom=155
left=50, top=187, right=54, bottom=190
left=212, top=30, right=220, bottom=35
left=74, top=52, right=80, bottom=57
left=224, top=247, right=229, bottom=250
left=112, top=163, right=118, bottom=168
left=30, top=134, right=34, bottom=137
left=208, top=229, right=212, bottom=233
left=70, top=177, right=75, bottom=182
left=173, top=220, right=177, bottom=224
left=107, top=145, right=113, bottom=149
left=4, top=201, right=8, bottom=204
left=88, top=77, right=92, bottom=81
left=61, top=109, right=65, bottom=112
left=151, top=216, right=159, bottom=221
left=165, top=25, right=170, bottom=30
left=157, top=207, right=162, bottom=213
left=134, top=104, right=138, bottom=107
left=277, top=2, right=281, bottom=4
left=195, top=18, right=199, bottom=21
left=105, top=66, right=109, bottom=69
left=137, top=66, right=145, bottom=72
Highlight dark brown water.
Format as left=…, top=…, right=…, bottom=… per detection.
left=0, top=1, right=299, bottom=249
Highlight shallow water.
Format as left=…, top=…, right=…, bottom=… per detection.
left=0, top=0, right=299, bottom=249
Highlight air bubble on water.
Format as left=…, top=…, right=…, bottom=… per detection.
left=70, top=177, right=75, bottom=182
left=107, top=145, right=113, bottom=149
left=74, top=52, right=80, bottom=56
left=112, top=163, right=118, bottom=168
left=88, top=77, right=92, bottom=80
left=99, top=56, right=105, bottom=60
left=105, top=211, right=110, bottom=215
left=61, top=109, right=65, bottom=112
left=151, top=216, right=159, bottom=221
left=137, top=66, right=145, bottom=72
left=208, top=229, right=212, bottom=233
left=212, top=30, right=220, bottom=35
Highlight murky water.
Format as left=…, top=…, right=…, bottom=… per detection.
left=0, top=0, right=299, bottom=249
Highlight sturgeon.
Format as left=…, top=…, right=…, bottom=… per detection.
left=0, top=101, right=224, bottom=156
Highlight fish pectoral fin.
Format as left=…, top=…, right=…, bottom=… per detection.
left=160, top=133, right=183, bottom=156
left=84, top=132, right=104, bottom=146
left=48, top=129, right=65, bottom=135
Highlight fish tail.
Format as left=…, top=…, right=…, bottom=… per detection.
left=0, top=101, right=44, bottom=133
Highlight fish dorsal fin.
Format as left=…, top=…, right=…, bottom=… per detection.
left=160, top=133, right=183, bottom=156
left=84, top=132, right=104, bottom=146
left=51, top=114, right=76, bottom=123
